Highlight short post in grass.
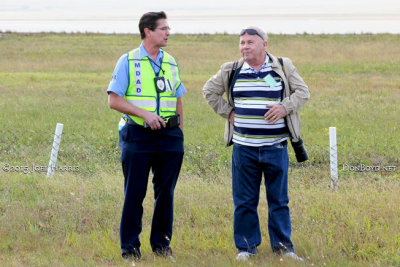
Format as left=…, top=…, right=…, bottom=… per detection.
left=329, top=127, right=338, bottom=190
left=47, top=123, right=63, bottom=177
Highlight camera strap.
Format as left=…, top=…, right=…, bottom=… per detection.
left=228, top=61, right=241, bottom=91
left=228, top=61, right=242, bottom=106
left=278, top=56, right=299, bottom=141
left=277, top=57, right=286, bottom=101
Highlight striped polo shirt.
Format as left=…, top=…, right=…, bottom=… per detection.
left=232, top=55, right=289, bottom=147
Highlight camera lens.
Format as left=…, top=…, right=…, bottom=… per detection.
left=291, top=138, right=309, bottom=162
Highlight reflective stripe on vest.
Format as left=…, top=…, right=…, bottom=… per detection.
left=168, top=58, right=178, bottom=95
left=133, top=59, right=142, bottom=95
left=160, top=96, right=177, bottom=111
left=125, top=48, right=180, bottom=125
left=125, top=96, right=157, bottom=112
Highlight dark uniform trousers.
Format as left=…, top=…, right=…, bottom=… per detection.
left=118, top=123, right=184, bottom=254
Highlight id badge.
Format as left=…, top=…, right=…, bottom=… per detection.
left=154, top=76, right=166, bottom=93
left=264, top=74, right=277, bottom=87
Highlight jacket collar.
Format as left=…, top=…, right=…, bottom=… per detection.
left=237, top=51, right=279, bottom=70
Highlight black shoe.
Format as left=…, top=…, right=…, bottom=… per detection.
left=153, top=246, right=176, bottom=262
left=122, top=247, right=141, bottom=261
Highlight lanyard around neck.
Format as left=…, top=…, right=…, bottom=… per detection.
left=148, top=56, right=165, bottom=76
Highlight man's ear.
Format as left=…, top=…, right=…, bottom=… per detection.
left=144, top=27, right=152, bottom=38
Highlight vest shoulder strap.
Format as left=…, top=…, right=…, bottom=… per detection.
left=128, top=48, right=141, bottom=60
left=162, top=50, right=178, bottom=66
left=128, top=48, right=176, bottom=67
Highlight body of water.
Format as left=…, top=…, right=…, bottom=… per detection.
left=1, top=17, right=400, bottom=34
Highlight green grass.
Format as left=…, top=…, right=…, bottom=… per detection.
left=0, top=32, right=399, bottom=266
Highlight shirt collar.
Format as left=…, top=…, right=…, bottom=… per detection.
left=139, top=43, right=164, bottom=63
left=243, top=53, right=270, bottom=72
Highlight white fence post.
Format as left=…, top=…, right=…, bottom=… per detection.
left=329, top=127, right=338, bottom=190
left=47, top=123, right=63, bottom=177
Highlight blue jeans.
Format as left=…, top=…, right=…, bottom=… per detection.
left=232, top=141, right=294, bottom=253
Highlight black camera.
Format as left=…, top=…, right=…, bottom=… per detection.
left=291, top=137, right=309, bottom=162
left=163, top=114, right=180, bottom=128
left=143, top=114, right=180, bottom=129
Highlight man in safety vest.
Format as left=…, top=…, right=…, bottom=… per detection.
left=107, top=11, right=185, bottom=262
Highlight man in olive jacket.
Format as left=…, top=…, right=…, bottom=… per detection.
left=203, top=27, right=309, bottom=262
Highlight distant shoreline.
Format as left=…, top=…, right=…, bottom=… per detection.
left=1, top=31, right=399, bottom=36
left=1, top=18, right=399, bottom=34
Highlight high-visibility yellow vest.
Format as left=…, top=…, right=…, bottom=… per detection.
left=125, top=48, right=181, bottom=126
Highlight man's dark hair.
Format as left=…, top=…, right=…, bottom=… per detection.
left=138, top=11, right=167, bottom=39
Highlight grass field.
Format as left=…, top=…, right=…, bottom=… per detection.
left=0, top=32, right=399, bottom=266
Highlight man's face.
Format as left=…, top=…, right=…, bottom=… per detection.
left=239, top=33, right=267, bottom=63
left=148, top=18, right=170, bottom=48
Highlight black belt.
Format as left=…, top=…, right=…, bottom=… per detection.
left=124, top=114, right=180, bottom=129
left=124, top=118, right=137, bottom=126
